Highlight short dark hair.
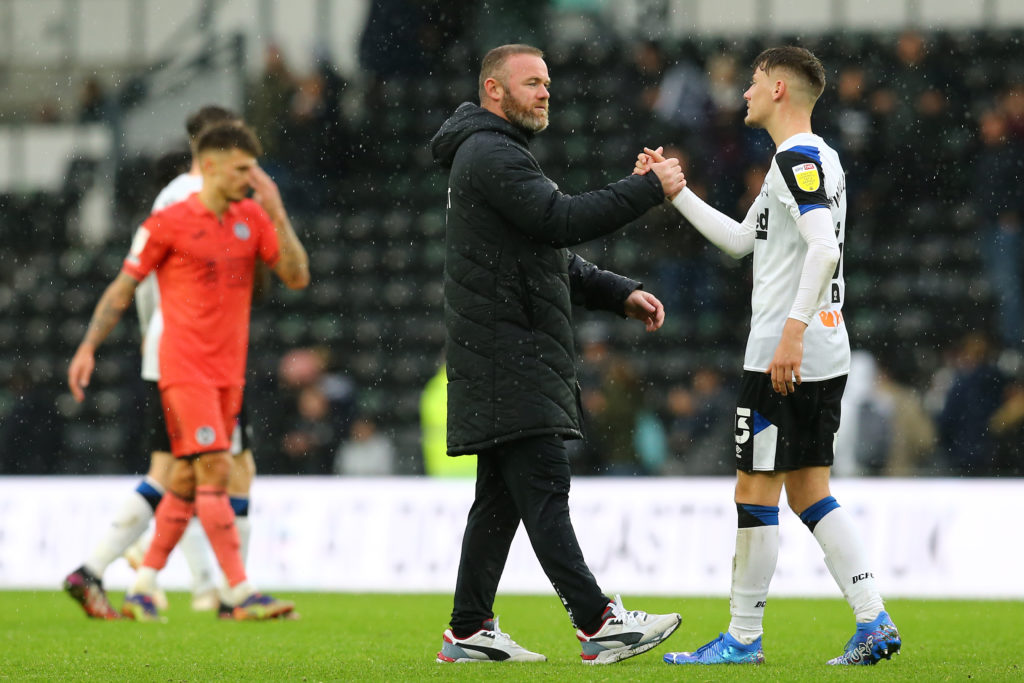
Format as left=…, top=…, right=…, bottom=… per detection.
left=195, top=122, right=262, bottom=158
left=185, top=105, right=240, bottom=142
left=478, top=44, right=544, bottom=101
left=752, top=46, right=825, bottom=99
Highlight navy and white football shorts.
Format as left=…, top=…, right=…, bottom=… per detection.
left=734, top=370, right=846, bottom=472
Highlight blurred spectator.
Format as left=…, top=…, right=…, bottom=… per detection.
left=270, top=347, right=357, bottom=474
left=706, top=52, right=743, bottom=120
left=619, top=40, right=666, bottom=118
left=626, top=146, right=721, bottom=319
left=77, top=77, right=107, bottom=123
left=936, top=334, right=1007, bottom=476
left=359, top=0, right=479, bottom=108
left=999, top=82, right=1024, bottom=142
left=832, top=65, right=872, bottom=161
left=280, top=72, right=333, bottom=210
left=246, top=44, right=295, bottom=163
left=577, top=324, right=653, bottom=475
left=663, top=368, right=733, bottom=475
left=0, top=368, right=62, bottom=474
left=974, top=107, right=1024, bottom=350
left=420, top=363, right=476, bottom=477
left=854, top=358, right=937, bottom=477
left=989, top=370, right=1024, bottom=475
left=34, top=100, right=60, bottom=123
left=334, top=415, right=396, bottom=475
left=652, top=45, right=713, bottom=149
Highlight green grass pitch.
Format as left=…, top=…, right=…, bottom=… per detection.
left=1, top=591, right=1021, bottom=680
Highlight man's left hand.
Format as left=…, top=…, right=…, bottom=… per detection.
left=624, top=289, right=665, bottom=332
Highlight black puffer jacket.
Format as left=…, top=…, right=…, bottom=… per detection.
left=430, top=102, right=664, bottom=455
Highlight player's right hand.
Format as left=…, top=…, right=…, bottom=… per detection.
left=68, top=347, right=95, bottom=403
left=649, top=153, right=686, bottom=199
left=248, top=165, right=286, bottom=223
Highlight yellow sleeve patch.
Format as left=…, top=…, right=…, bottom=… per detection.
left=792, top=163, right=820, bottom=192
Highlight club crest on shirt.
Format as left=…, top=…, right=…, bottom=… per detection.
left=233, top=222, right=251, bottom=240
left=195, top=426, right=216, bottom=446
left=792, top=163, right=820, bottom=192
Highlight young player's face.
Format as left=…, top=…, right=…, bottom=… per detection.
left=743, top=67, right=770, bottom=128
left=498, top=54, right=550, bottom=133
left=203, top=148, right=258, bottom=202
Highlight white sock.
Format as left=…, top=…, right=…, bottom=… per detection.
left=131, top=566, right=159, bottom=596
left=84, top=480, right=162, bottom=577
left=227, top=580, right=255, bottom=606
left=812, top=507, right=885, bottom=622
left=235, top=515, right=251, bottom=565
left=728, top=524, right=779, bottom=644
left=179, top=518, right=218, bottom=596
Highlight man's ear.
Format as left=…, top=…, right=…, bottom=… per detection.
left=483, top=77, right=504, bottom=103
left=772, top=79, right=786, bottom=102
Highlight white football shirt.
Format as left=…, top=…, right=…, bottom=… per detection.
left=135, top=172, right=203, bottom=381
left=740, top=132, right=849, bottom=380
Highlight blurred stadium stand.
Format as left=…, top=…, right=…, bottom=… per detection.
left=1, top=0, right=1023, bottom=475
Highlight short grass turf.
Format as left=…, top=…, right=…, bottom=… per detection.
left=1, top=591, right=1021, bottom=681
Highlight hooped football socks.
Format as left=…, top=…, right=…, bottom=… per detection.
left=728, top=504, right=780, bottom=645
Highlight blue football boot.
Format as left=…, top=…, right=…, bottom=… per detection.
left=664, top=632, right=765, bottom=665
left=827, top=611, right=901, bottom=665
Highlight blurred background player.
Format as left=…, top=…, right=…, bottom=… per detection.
left=61, top=105, right=235, bottom=618
left=64, top=105, right=245, bottom=619
left=67, top=121, right=309, bottom=621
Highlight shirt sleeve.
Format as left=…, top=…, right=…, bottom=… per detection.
left=134, top=274, right=159, bottom=334
left=470, top=137, right=663, bottom=248
left=773, top=146, right=830, bottom=221
left=788, top=207, right=841, bottom=324
left=670, top=187, right=756, bottom=259
left=122, top=217, right=171, bottom=281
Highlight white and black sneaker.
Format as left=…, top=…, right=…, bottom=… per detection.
left=577, top=595, right=681, bottom=665
left=436, top=617, right=546, bottom=663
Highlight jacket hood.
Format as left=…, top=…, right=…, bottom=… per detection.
left=431, top=102, right=532, bottom=167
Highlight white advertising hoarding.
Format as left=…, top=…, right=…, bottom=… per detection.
left=0, top=476, right=1019, bottom=598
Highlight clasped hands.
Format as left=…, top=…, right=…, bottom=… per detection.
left=633, top=146, right=686, bottom=200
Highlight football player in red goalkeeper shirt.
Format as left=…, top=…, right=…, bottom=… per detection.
left=68, top=122, right=309, bottom=621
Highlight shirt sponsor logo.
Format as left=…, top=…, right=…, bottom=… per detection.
left=233, top=222, right=251, bottom=240
left=195, top=426, right=217, bottom=446
left=818, top=310, right=844, bottom=328
left=755, top=207, right=769, bottom=240
left=792, top=163, right=820, bottom=192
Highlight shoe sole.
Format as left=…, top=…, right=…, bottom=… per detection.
left=435, top=653, right=546, bottom=663
left=582, top=614, right=682, bottom=665
left=663, top=652, right=765, bottom=665
left=828, top=637, right=901, bottom=665
left=233, top=604, right=295, bottom=620
left=120, top=605, right=165, bottom=623
left=871, top=640, right=901, bottom=663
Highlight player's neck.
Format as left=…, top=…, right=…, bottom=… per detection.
left=197, top=186, right=230, bottom=219
left=767, top=108, right=813, bottom=147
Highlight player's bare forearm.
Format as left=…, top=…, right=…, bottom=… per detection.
left=79, top=272, right=138, bottom=352
left=272, top=216, right=310, bottom=290
left=69, top=272, right=137, bottom=402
